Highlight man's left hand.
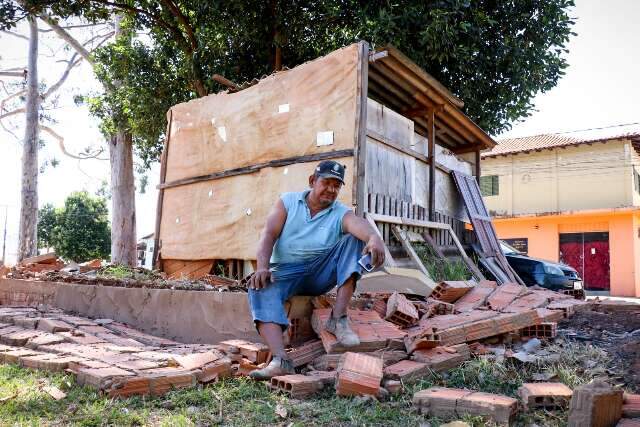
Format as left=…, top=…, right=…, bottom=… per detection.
left=363, top=235, right=385, bottom=268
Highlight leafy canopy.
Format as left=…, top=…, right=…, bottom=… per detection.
left=10, top=0, right=575, bottom=166
left=37, top=191, right=111, bottom=262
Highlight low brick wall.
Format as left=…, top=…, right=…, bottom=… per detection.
left=0, top=278, right=313, bottom=344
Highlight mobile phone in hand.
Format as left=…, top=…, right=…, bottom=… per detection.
left=358, top=253, right=374, bottom=272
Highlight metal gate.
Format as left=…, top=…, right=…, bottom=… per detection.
left=559, top=232, right=610, bottom=290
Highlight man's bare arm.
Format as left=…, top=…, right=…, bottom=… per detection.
left=249, top=199, right=287, bottom=290
left=342, top=211, right=386, bottom=267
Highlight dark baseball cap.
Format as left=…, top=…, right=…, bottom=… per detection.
left=314, top=160, right=346, bottom=184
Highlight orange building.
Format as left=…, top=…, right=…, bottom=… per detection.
left=480, top=127, right=640, bottom=297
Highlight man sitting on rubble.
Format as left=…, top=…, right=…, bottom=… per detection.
left=247, top=160, right=386, bottom=380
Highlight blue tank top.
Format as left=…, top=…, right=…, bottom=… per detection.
left=270, top=190, right=351, bottom=265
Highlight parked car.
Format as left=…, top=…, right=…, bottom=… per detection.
left=499, top=240, right=583, bottom=291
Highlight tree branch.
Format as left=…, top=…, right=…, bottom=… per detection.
left=81, top=0, right=192, bottom=53
left=40, top=15, right=92, bottom=63
left=42, top=53, right=82, bottom=100
left=1, top=30, right=29, bottom=41
left=0, top=108, right=25, bottom=120
left=38, top=23, right=110, bottom=32
left=39, top=124, right=108, bottom=160
left=0, top=71, right=27, bottom=78
left=159, top=0, right=197, bottom=51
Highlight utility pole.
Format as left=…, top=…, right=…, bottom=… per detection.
left=1, top=205, right=7, bottom=266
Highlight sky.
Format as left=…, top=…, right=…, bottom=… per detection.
left=0, top=0, right=638, bottom=264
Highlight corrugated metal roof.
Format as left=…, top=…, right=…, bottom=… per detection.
left=483, top=123, right=640, bottom=158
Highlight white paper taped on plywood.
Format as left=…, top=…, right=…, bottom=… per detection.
left=217, top=126, right=227, bottom=142
left=278, top=103, right=290, bottom=113
left=316, top=131, right=334, bottom=146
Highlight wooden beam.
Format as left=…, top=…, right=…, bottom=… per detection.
left=158, top=149, right=354, bottom=190
left=153, top=110, right=173, bottom=269
left=367, top=213, right=450, bottom=230
left=452, top=143, right=485, bottom=155
left=354, top=41, right=369, bottom=216
left=368, top=50, right=388, bottom=62
left=392, top=225, right=432, bottom=279
left=427, top=108, right=436, bottom=221
left=475, top=149, right=481, bottom=184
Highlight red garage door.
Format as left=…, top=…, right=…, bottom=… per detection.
left=559, top=232, right=610, bottom=290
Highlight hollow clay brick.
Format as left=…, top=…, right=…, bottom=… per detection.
left=336, top=352, right=383, bottom=397
left=518, top=382, right=573, bottom=410
left=567, top=381, right=623, bottom=427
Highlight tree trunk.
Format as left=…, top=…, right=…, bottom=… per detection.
left=108, top=15, right=137, bottom=266
left=109, top=130, right=136, bottom=266
left=17, top=17, right=40, bottom=262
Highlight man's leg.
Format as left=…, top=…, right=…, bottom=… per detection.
left=332, top=275, right=356, bottom=318
left=257, top=322, right=286, bottom=358
left=247, top=267, right=302, bottom=380
left=301, top=235, right=364, bottom=346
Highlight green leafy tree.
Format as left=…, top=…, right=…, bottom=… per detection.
left=5, top=0, right=575, bottom=167
left=36, top=192, right=111, bottom=262
left=37, top=203, right=57, bottom=250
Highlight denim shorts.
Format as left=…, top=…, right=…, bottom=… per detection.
left=248, top=234, right=364, bottom=329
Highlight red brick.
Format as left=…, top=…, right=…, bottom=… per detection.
left=312, top=309, right=405, bottom=354
left=486, top=283, right=526, bottom=311
left=286, top=316, right=315, bottom=346
left=503, top=291, right=550, bottom=313
left=37, top=318, right=73, bottom=333
left=384, top=292, right=419, bottom=327
left=172, top=351, right=225, bottom=370
left=76, top=366, right=135, bottom=389
left=518, top=382, right=573, bottom=410
left=383, top=360, right=429, bottom=383
left=454, top=280, right=497, bottom=313
left=2, top=329, right=43, bottom=346
left=617, top=419, right=640, bottom=427
left=269, top=374, right=323, bottom=399
left=195, top=358, right=232, bottom=383
left=305, top=370, right=336, bottom=386
left=286, top=340, right=325, bottom=368
left=2, top=348, right=38, bottom=364
left=144, top=367, right=196, bottom=395
left=430, top=281, right=475, bottom=303
left=535, top=308, right=565, bottom=323
left=411, top=344, right=470, bottom=372
left=623, top=393, right=640, bottom=418
left=219, top=339, right=270, bottom=364
left=335, top=352, right=383, bottom=397
left=520, top=322, right=557, bottom=339
left=116, top=359, right=163, bottom=371
left=12, top=316, right=39, bottom=329
left=413, top=387, right=518, bottom=425
left=57, top=331, right=106, bottom=346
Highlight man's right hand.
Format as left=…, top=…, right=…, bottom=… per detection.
left=248, top=269, right=273, bottom=290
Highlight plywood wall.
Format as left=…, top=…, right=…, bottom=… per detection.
left=164, top=44, right=360, bottom=184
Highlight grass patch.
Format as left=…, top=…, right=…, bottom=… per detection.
left=414, top=243, right=471, bottom=281
left=0, top=341, right=619, bottom=426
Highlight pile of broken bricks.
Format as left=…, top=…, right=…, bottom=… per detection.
left=1, top=278, right=625, bottom=425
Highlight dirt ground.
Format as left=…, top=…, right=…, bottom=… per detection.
left=559, top=306, right=640, bottom=392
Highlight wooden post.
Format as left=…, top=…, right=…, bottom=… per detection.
left=152, top=110, right=173, bottom=270
left=354, top=41, right=369, bottom=216
left=427, top=108, right=436, bottom=221
left=475, top=149, right=481, bottom=184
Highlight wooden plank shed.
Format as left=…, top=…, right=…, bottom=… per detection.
left=153, top=42, right=496, bottom=278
